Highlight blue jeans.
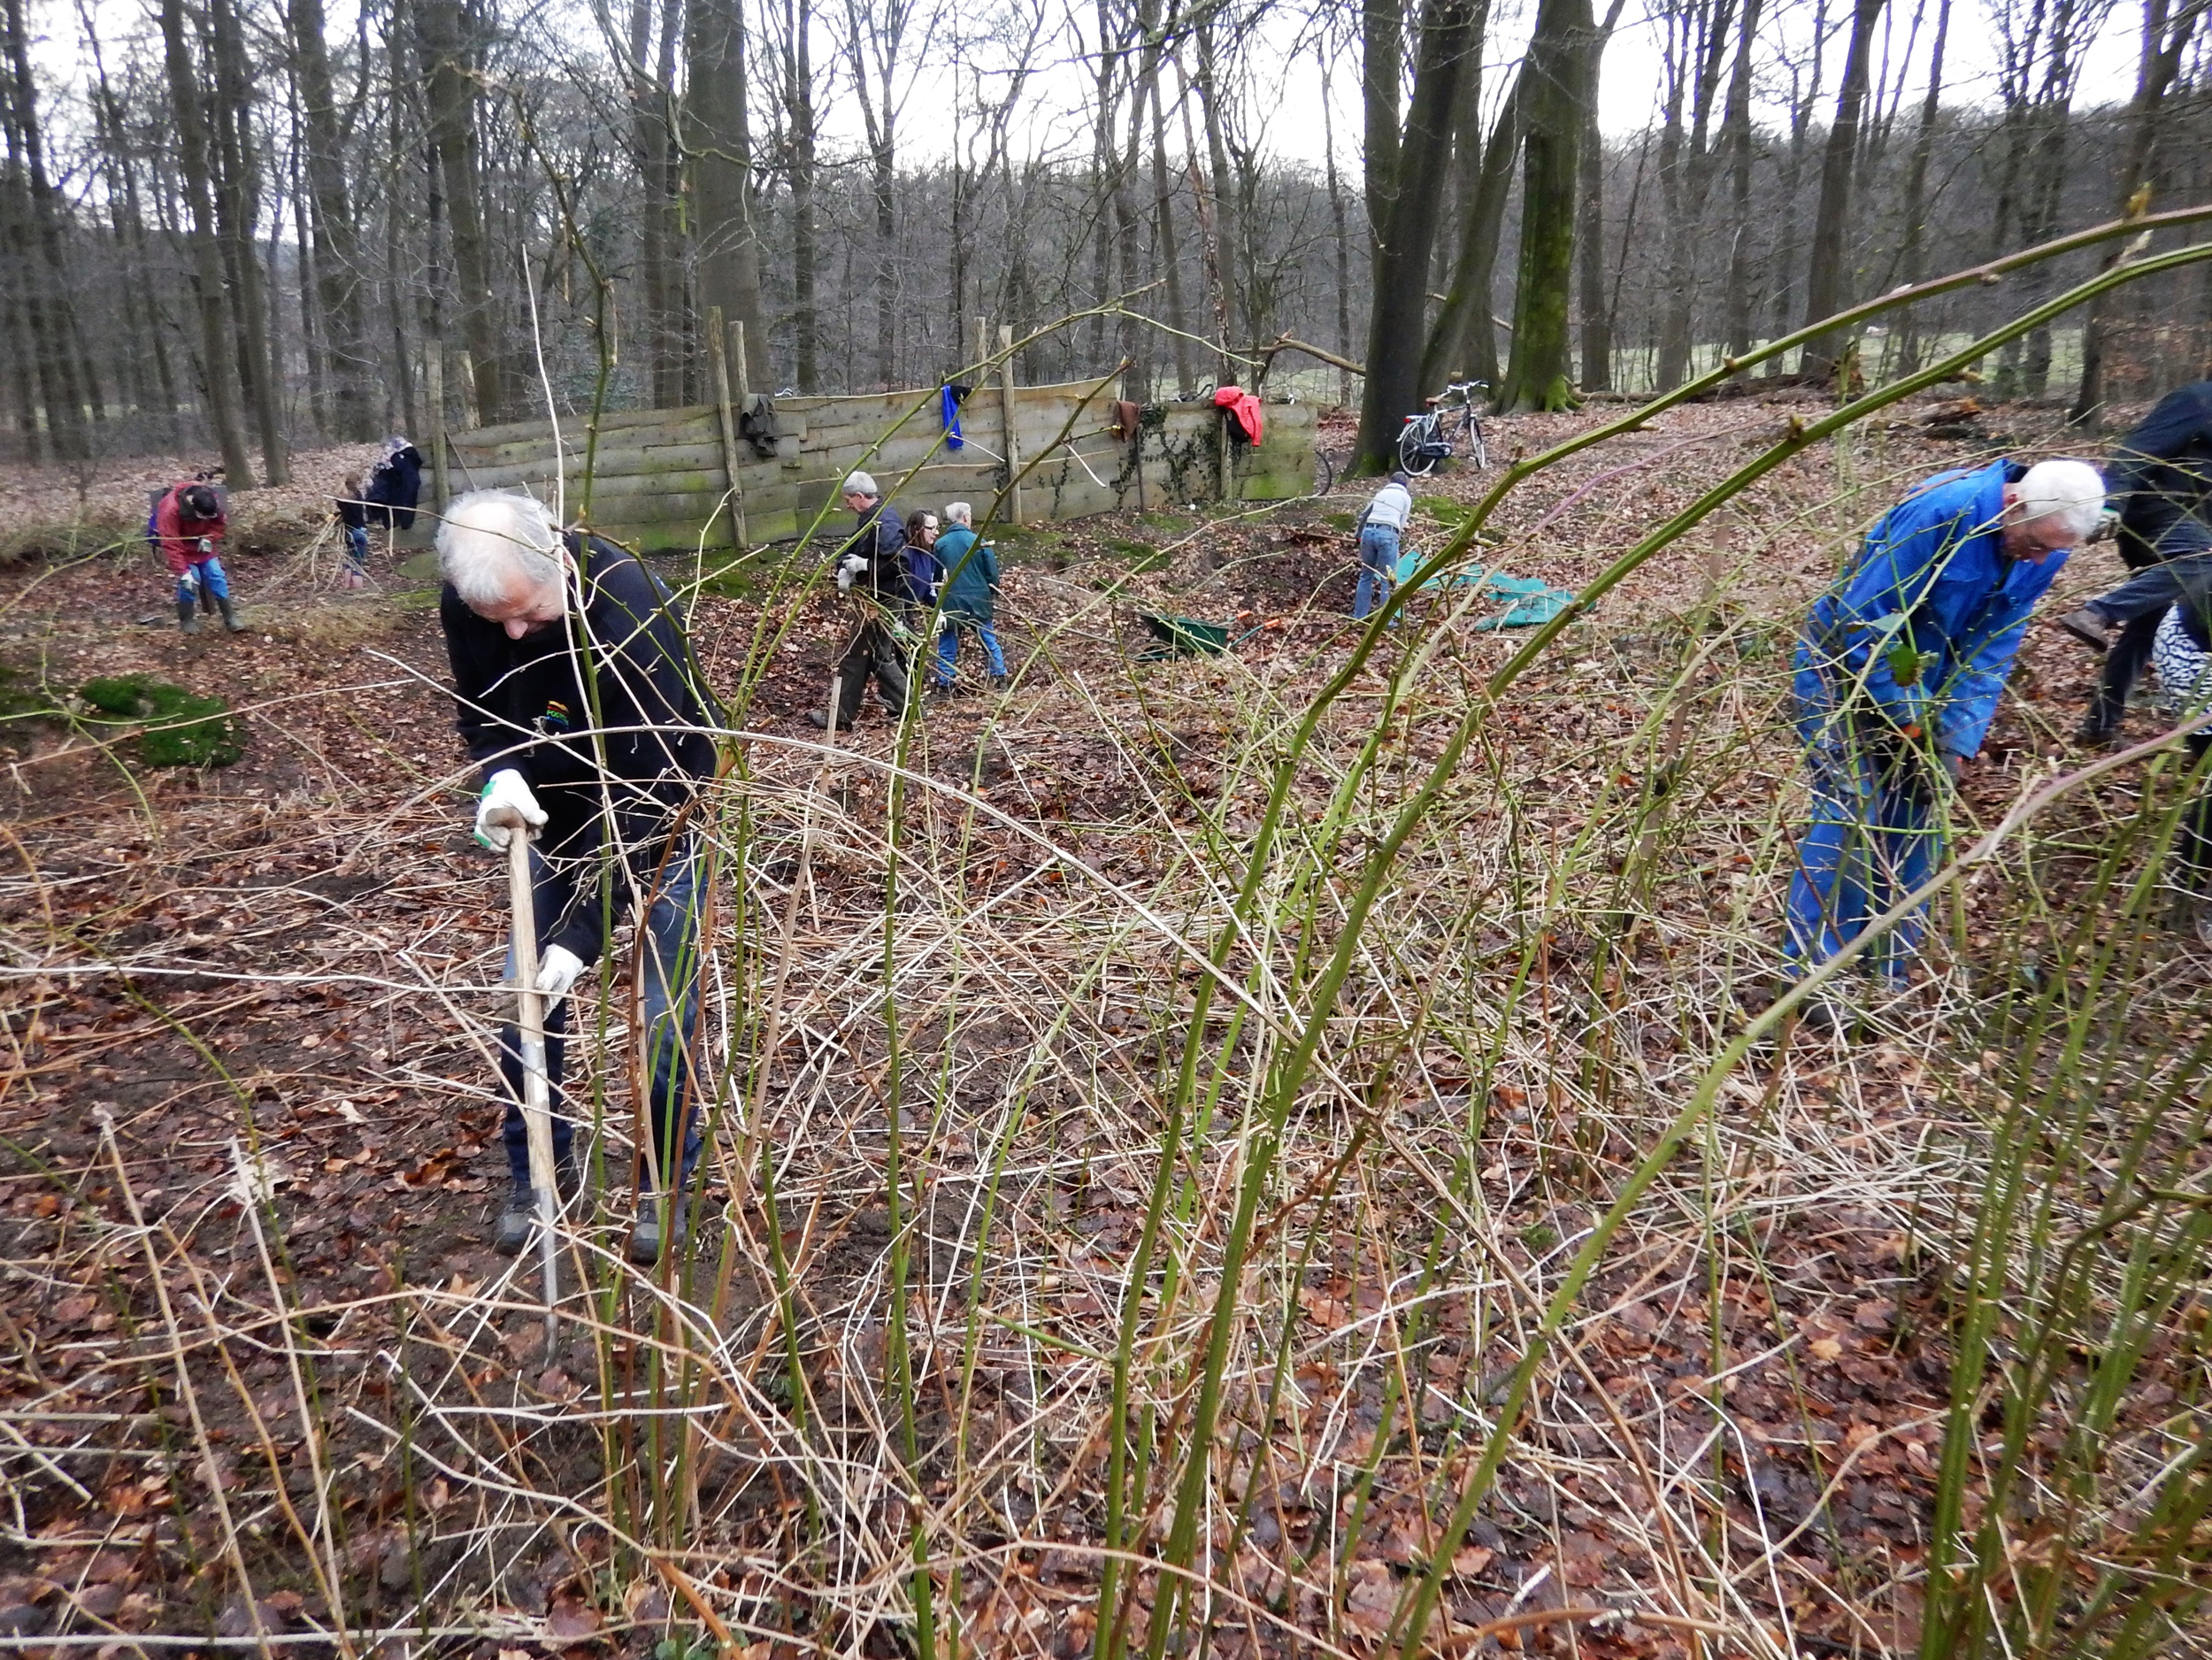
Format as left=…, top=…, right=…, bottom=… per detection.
left=343, top=525, right=369, bottom=573
left=936, top=619, right=1006, bottom=684
left=1355, top=526, right=1400, bottom=620
left=175, top=555, right=229, bottom=606
left=499, top=839, right=704, bottom=1192
left=1784, top=734, right=1942, bottom=981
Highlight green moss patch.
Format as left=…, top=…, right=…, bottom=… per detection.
left=79, top=674, right=243, bottom=768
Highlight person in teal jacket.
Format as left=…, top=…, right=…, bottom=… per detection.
left=932, top=502, right=1009, bottom=690
left=1785, top=457, right=2104, bottom=1003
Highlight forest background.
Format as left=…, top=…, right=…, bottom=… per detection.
left=2, top=0, right=2209, bottom=486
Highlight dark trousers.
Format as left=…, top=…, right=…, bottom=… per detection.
left=497, top=841, right=704, bottom=1193
left=836, top=617, right=911, bottom=722
left=2085, top=518, right=2212, bottom=733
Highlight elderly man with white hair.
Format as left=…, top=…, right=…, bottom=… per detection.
left=438, top=489, right=723, bottom=1264
left=1783, top=457, right=2105, bottom=1020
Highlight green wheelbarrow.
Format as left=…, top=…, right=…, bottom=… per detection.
left=1136, top=612, right=1263, bottom=660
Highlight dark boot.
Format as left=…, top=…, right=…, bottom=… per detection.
left=492, top=1154, right=579, bottom=1255
left=494, top=1180, right=538, bottom=1255
left=217, top=596, right=246, bottom=634
left=177, top=600, right=200, bottom=636
left=627, top=1192, right=690, bottom=1265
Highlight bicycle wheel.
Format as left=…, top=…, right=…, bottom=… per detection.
left=1398, top=422, right=1438, bottom=477
left=1465, top=413, right=1488, bottom=471
left=1310, top=446, right=1339, bottom=496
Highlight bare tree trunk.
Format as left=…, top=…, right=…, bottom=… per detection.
left=1321, top=52, right=1354, bottom=405
left=1577, top=0, right=1629, bottom=389
left=1152, top=56, right=1194, bottom=396
left=158, top=0, right=255, bottom=484
left=784, top=0, right=818, bottom=390
left=386, top=0, right=419, bottom=436
left=419, top=0, right=501, bottom=424
left=1719, top=0, right=1766, bottom=357
left=1502, top=0, right=1595, bottom=412
left=1799, top=0, right=1888, bottom=383
left=1420, top=65, right=1520, bottom=393
left=1765, top=1, right=1826, bottom=377
left=2071, top=0, right=2201, bottom=421
left=0, top=0, right=89, bottom=459
left=1356, top=0, right=1484, bottom=466
left=1174, top=53, right=1233, bottom=383
left=211, top=0, right=289, bottom=480
left=1192, top=19, right=1242, bottom=356
left=288, top=0, right=374, bottom=439
left=1655, top=0, right=1740, bottom=389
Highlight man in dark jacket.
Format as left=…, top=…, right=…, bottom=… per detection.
left=810, top=471, right=914, bottom=729
left=2053, top=380, right=2212, bottom=742
left=440, top=488, right=724, bottom=1265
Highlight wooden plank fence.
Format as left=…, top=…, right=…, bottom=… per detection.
left=417, top=375, right=1317, bottom=553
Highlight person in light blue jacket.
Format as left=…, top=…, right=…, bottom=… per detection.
left=1785, top=457, right=2104, bottom=1001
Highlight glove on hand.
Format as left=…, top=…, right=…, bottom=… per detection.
left=2091, top=508, right=2121, bottom=544
left=474, top=768, right=547, bottom=850
left=534, top=944, right=585, bottom=1004
left=178, top=565, right=199, bottom=594
left=836, top=552, right=870, bottom=592
left=1938, top=749, right=1964, bottom=785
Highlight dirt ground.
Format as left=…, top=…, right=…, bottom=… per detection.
left=0, top=392, right=2194, bottom=1657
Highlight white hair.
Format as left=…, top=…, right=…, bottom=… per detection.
left=944, top=501, right=973, bottom=526
left=438, top=489, right=565, bottom=606
left=2012, top=458, right=2105, bottom=542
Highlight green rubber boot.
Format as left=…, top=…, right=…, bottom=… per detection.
left=177, top=599, right=200, bottom=635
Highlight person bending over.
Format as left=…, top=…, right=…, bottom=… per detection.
left=439, top=488, right=724, bottom=1265
left=1784, top=457, right=2104, bottom=1025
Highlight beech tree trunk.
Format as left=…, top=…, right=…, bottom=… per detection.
left=1501, top=0, right=1594, bottom=412
left=1356, top=0, right=1484, bottom=469
left=1419, top=66, right=1521, bottom=396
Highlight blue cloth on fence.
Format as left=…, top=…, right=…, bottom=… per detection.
left=1392, top=550, right=1578, bottom=629
left=941, top=385, right=964, bottom=450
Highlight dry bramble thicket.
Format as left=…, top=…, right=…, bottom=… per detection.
left=3, top=390, right=2211, bottom=1660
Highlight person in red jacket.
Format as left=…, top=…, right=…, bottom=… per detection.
left=151, top=482, right=244, bottom=634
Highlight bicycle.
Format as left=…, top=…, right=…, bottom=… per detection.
left=1396, top=380, right=1490, bottom=476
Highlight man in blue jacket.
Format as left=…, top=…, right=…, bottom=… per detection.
left=1785, top=457, right=2104, bottom=1011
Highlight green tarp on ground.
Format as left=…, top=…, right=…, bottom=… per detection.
left=1394, top=551, right=1578, bottom=630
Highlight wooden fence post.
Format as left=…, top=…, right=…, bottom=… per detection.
left=706, top=304, right=749, bottom=549
left=998, top=324, right=1022, bottom=526
left=426, top=348, right=450, bottom=513
left=731, top=319, right=751, bottom=408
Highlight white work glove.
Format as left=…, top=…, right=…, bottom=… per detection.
left=534, top=944, right=585, bottom=1005
left=196, top=536, right=214, bottom=557
left=836, top=552, right=870, bottom=591
left=473, top=767, right=547, bottom=850
left=178, top=564, right=199, bottom=594
left=2090, top=508, right=2120, bottom=543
